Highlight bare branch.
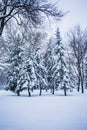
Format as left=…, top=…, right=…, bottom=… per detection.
left=0, top=0, right=64, bottom=36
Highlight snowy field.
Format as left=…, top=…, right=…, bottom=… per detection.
left=0, top=89, right=87, bottom=130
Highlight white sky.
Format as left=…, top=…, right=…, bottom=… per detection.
left=49, top=0, right=87, bottom=39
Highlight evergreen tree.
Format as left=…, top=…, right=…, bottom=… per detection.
left=53, top=28, right=70, bottom=95
left=17, top=57, right=37, bottom=96
left=6, top=35, right=23, bottom=94
left=16, top=31, right=47, bottom=96
left=15, top=41, right=37, bottom=96
left=44, top=38, right=55, bottom=93
left=34, top=52, right=48, bottom=95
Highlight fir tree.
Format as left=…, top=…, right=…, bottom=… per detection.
left=16, top=41, right=37, bottom=96
left=34, top=55, right=48, bottom=95
left=17, top=32, right=47, bottom=96
left=44, top=38, right=55, bottom=93
left=6, top=35, right=23, bottom=95
left=53, top=28, right=70, bottom=95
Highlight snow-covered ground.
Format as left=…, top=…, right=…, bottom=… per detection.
left=0, top=89, right=87, bottom=130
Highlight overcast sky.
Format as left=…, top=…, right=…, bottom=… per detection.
left=50, top=0, right=87, bottom=39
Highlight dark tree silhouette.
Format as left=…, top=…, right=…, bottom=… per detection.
left=0, top=0, right=64, bottom=36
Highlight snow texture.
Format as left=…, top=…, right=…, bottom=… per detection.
left=0, top=90, right=87, bottom=130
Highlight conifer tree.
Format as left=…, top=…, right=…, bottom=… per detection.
left=6, top=35, right=23, bottom=95
left=53, top=28, right=70, bottom=95
left=44, top=38, right=55, bottom=93
left=16, top=31, right=47, bottom=96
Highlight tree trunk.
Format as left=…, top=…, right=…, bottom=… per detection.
left=81, top=58, right=84, bottom=93
left=28, top=87, right=31, bottom=97
left=0, top=1, right=8, bottom=37
left=39, top=87, right=42, bottom=96
left=64, top=84, right=67, bottom=96
left=17, top=90, right=20, bottom=96
left=52, top=86, right=55, bottom=95
left=77, top=54, right=81, bottom=92
left=64, top=88, right=67, bottom=96
left=81, top=82, right=84, bottom=93
left=81, top=77, right=84, bottom=93
left=77, top=76, right=80, bottom=92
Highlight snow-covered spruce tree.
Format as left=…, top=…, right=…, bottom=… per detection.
left=28, top=32, right=48, bottom=96
left=34, top=51, right=48, bottom=96
left=6, top=35, right=23, bottom=95
left=53, top=28, right=71, bottom=96
left=0, top=37, right=8, bottom=89
left=44, top=38, right=55, bottom=94
left=17, top=57, right=37, bottom=96
left=16, top=31, right=47, bottom=96
left=15, top=38, right=37, bottom=96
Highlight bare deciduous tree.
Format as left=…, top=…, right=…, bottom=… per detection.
left=68, top=25, right=87, bottom=93
left=0, top=0, right=64, bottom=36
